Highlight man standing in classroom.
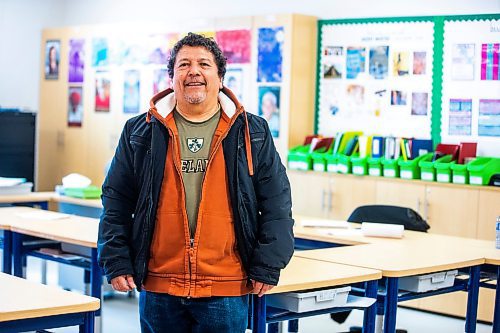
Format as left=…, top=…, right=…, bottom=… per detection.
left=98, top=33, right=294, bottom=333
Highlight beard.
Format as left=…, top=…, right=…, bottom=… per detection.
left=184, top=90, right=206, bottom=104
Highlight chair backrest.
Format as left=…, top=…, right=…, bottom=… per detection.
left=347, top=205, right=430, bottom=232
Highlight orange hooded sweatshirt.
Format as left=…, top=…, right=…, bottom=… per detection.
left=143, top=88, right=254, bottom=297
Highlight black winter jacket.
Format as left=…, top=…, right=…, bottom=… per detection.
left=98, top=102, right=294, bottom=290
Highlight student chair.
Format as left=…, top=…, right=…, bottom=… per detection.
left=332, top=204, right=430, bottom=333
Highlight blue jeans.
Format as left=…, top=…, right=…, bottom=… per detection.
left=139, top=291, right=249, bottom=333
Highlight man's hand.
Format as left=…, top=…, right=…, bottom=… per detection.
left=251, top=280, right=274, bottom=297
left=110, top=274, right=137, bottom=292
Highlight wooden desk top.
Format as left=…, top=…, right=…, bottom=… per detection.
left=0, top=207, right=98, bottom=248
left=293, top=215, right=428, bottom=245
left=51, top=193, right=103, bottom=209
left=0, top=273, right=100, bottom=322
left=269, top=256, right=381, bottom=294
left=0, top=192, right=54, bottom=204
left=296, top=240, right=486, bottom=277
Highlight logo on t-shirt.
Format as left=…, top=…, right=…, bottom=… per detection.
left=187, top=138, right=204, bottom=153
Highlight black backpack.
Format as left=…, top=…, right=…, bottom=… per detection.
left=347, top=205, right=430, bottom=232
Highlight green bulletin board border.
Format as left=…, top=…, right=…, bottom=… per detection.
left=314, top=14, right=500, bottom=148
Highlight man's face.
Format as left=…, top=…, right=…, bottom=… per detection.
left=173, top=46, right=222, bottom=106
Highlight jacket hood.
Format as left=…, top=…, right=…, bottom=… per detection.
left=147, top=86, right=254, bottom=176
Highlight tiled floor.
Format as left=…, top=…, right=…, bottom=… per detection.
left=4, top=256, right=495, bottom=333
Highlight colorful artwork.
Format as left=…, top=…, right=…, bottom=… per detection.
left=369, top=46, right=389, bottom=80
left=68, top=39, right=85, bottom=83
left=146, top=33, right=178, bottom=65
left=323, top=46, right=343, bottom=79
left=216, top=30, right=251, bottom=64
left=123, top=70, right=140, bottom=114
left=346, top=47, right=365, bottom=79
left=44, top=40, right=60, bottom=80
left=481, top=43, right=500, bottom=81
left=448, top=98, right=472, bottom=136
left=478, top=99, right=500, bottom=137
left=411, top=92, right=428, bottom=116
left=224, top=68, right=244, bottom=101
left=68, top=86, right=83, bottom=127
left=116, top=38, right=147, bottom=65
left=95, top=71, right=111, bottom=112
left=451, top=43, right=475, bottom=80
left=392, top=51, right=410, bottom=76
left=413, top=51, right=427, bottom=75
left=258, top=86, right=280, bottom=137
left=92, top=38, right=109, bottom=67
left=257, top=27, right=284, bottom=83
left=153, top=68, right=170, bottom=95
left=390, top=90, right=407, bottom=106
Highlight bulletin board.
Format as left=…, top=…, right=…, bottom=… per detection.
left=315, top=14, right=500, bottom=156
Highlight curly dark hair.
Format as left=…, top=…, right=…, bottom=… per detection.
left=167, top=33, right=226, bottom=80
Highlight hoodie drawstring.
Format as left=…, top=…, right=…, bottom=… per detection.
left=243, top=110, right=254, bottom=176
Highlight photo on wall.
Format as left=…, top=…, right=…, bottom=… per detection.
left=45, top=39, right=60, bottom=80
left=95, top=71, right=111, bottom=112
left=153, top=68, right=170, bottom=95
left=258, top=86, right=280, bottom=138
left=369, top=46, right=389, bottom=80
left=393, top=51, right=410, bottom=76
left=92, top=38, right=109, bottom=67
left=146, top=33, right=179, bottom=65
left=224, top=68, right=244, bottom=101
left=123, top=70, right=141, bottom=114
left=68, top=86, right=83, bottom=127
left=390, top=90, right=407, bottom=106
left=411, top=92, right=428, bottom=116
left=257, top=27, right=284, bottom=83
left=68, top=38, right=85, bottom=83
left=478, top=99, right=500, bottom=137
left=448, top=98, right=472, bottom=136
left=216, top=30, right=251, bottom=64
left=413, top=51, right=427, bottom=75
left=346, top=47, right=366, bottom=79
left=481, top=43, right=500, bottom=81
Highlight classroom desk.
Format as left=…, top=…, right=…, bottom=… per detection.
left=0, top=272, right=99, bottom=333
left=51, top=194, right=103, bottom=209
left=0, top=207, right=102, bottom=307
left=0, top=192, right=53, bottom=210
left=296, top=241, right=486, bottom=333
left=252, top=256, right=382, bottom=333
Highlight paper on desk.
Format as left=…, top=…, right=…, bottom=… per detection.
left=16, top=210, right=70, bottom=221
left=345, top=295, right=376, bottom=308
left=300, top=219, right=350, bottom=228
left=0, top=177, right=26, bottom=187
left=316, top=229, right=363, bottom=237
left=361, top=222, right=404, bottom=239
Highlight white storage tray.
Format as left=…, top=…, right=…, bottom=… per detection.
left=399, top=270, right=458, bottom=293
left=0, top=182, right=33, bottom=195
left=266, top=286, right=351, bottom=313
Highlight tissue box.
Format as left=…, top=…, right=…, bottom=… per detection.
left=399, top=270, right=458, bottom=293
left=266, top=286, right=351, bottom=313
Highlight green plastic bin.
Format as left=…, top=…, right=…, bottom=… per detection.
left=288, top=145, right=312, bottom=171
left=467, top=157, right=500, bottom=185
left=336, top=154, right=352, bottom=174
left=350, top=155, right=368, bottom=176
left=435, top=156, right=456, bottom=183
left=64, top=185, right=102, bottom=199
left=419, top=155, right=453, bottom=182
left=310, top=147, right=330, bottom=172
left=398, top=153, right=433, bottom=180
left=450, top=163, right=469, bottom=185
left=324, top=154, right=339, bottom=173
left=382, top=158, right=401, bottom=178
left=367, top=157, right=383, bottom=177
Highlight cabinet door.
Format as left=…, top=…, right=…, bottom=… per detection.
left=425, top=185, right=479, bottom=237
left=288, top=171, right=332, bottom=218
left=329, top=175, right=376, bottom=220
left=375, top=180, right=426, bottom=217
left=476, top=189, right=500, bottom=240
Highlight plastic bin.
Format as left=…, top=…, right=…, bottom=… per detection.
left=310, top=147, right=331, bottom=172
left=467, top=157, right=500, bottom=185
left=64, top=185, right=102, bottom=199
left=381, top=158, right=401, bottom=178
left=325, top=154, right=339, bottom=173
left=367, top=157, right=383, bottom=176
left=435, top=156, right=456, bottom=183
left=350, top=156, right=368, bottom=176
left=288, top=145, right=312, bottom=171
left=398, top=153, right=433, bottom=180
left=266, top=286, right=351, bottom=313
left=336, top=154, right=352, bottom=174
left=419, top=154, right=453, bottom=182
left=450, top=163, right=469, bottom=185
left=399, top=270, right=458, bottom=293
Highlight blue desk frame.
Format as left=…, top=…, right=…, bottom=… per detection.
left=0, top=311, right=95, bottom=333
left=251, top=279, right=378, bottom=333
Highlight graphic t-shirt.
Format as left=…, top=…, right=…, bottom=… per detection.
left=174, top=108, right=221, bottom=238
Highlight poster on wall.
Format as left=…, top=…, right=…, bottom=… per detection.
left=92, top=38, right=109, bottom=67
left=258, top=86, right=280, bottom=137
left=153, top=68, right=170, bottom=95
left=123, top=70, right=140, bottom=114
left=216, top=30, right=251, bottom=64
left=68, top=39, right=85, bottom=83
left=224, top=68, right=244, bottom=101
left=146, top=33, right=179, bottom=65
left=45, top=40, right=60, bottom=80
left=68, top=86, right=83, bottom=127
left=257, top=27, right=284, bottom=83
left=317, top=21, right=434, bottom=139
left=95, top=71, right=111, bottom=112
left=441, top=19, right=500, bottom=155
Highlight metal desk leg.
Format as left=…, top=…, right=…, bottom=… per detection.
left=493, top=266, right=500, bottom=333
left=252, top=295, right=267, bottom=333
left=91, top=249, right=102, bottom=314
left=2, top=230, right=12, bottom=274
left=12, top=232, right=23, bottom=277
left=383, top=277, right=398, bottom=333
left=80, top=311, right=95, bottom=333
left=363, top=280, right=378, bottom=333
left=465, top=265, right=480, bottom=333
